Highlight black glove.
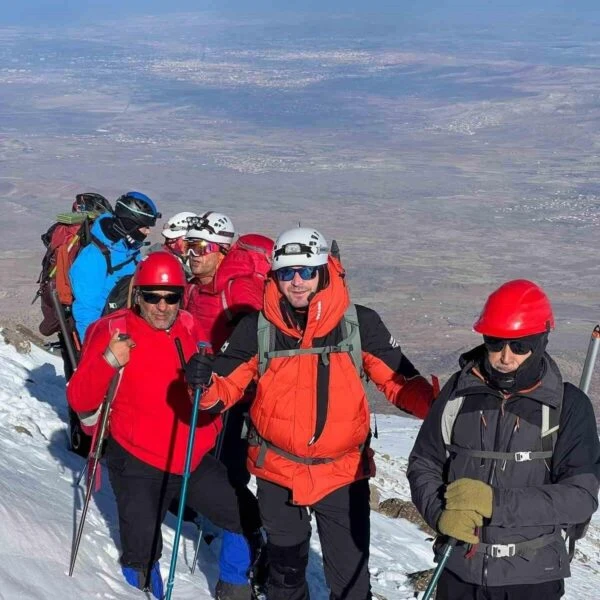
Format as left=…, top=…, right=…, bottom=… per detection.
left=185, top=353, right=214, bottom=389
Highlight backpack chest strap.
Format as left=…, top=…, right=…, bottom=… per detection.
left=264, top=344, right=354, bottom=366
left=446, top=444, right=553, bottom=462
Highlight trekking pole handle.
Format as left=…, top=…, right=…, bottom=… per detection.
left=421, top=537, right=457, bottom=600
left=174, top=340, right=211, bottom=369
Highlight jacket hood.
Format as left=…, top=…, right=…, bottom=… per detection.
left=263, top=256, right=349, bottom=346
left=90, top=213, right=136, bottom=254
left=455, top=344, right=563, bottom=408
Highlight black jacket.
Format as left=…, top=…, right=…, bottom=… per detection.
left=407, top=347, right=600, bottom=587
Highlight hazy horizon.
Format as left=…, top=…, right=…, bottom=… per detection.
left=2, top=4, right=600, bottom=411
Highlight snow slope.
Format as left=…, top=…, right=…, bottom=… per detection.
left=0, top=337, right=598, bottom=599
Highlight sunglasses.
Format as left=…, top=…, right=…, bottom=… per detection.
left=483, top=336, right=535, bottom=355
left=184, top=239, right=222, bottom=257
left=275, top=266, right=319, bottom=282
left=140, top=291, right=182, bottom=305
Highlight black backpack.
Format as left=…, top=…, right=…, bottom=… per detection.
left=102, top=274, right=134, bottom=316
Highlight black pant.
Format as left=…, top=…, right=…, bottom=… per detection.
left=437, top=569, right=564, bottom=600
left=106, top=438, right=260, bottom=570
left=216, top=401, right=251, bottom=489
left=257, top=477, right=371, bottom=600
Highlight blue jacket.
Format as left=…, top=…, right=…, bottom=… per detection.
left=70, top=214, right=140, bottom=341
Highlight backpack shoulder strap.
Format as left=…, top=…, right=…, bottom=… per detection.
left=441, top=395, right=466, bottom=451
left=257, top=311, right=275, bottom=377
left=541, top=385, right=563, bottom=456
left=221, top=279, right=234, bottom=323
left=90, top=235, right=139, bottom=276
left=340, top=303, right=363, bottom=379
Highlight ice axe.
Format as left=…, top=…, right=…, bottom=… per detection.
left=69, top=369, right=121, bottom=576
left=579, top=324, right=600, bottom=395
left=418, top=537, right=456, bottom=600
left=330, top=239, right=340, bottom=260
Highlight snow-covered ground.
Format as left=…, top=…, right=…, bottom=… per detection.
left=0, top=336, right=598, bottom=599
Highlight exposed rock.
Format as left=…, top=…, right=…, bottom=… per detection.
left=1, top=326, right=32, bottom=355
left=376, top=497, right=435, bottom=536
left=15, top=324, right=47, bottom=349
left=406, top=568, right=435, bottom=593
left=14, top=425, right=33, bottom=437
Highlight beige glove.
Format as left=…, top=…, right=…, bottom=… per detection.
left=437, top=509, right=482, bottom=545
left=445, top=478, right=493, bottom=519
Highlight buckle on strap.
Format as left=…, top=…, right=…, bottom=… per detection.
left=514, top=451, right=532, bottom=462
left=489, top=543, right=516, bottom=558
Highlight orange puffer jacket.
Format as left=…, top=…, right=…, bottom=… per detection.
left=200, top=258, right=435, bottom=505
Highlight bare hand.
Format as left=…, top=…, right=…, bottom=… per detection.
left=106, top=329, right=136, bottom=367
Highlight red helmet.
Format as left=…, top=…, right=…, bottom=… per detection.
left=133, top=251, right=186, bottom=288
left=473, top=279, right=554, bottom=338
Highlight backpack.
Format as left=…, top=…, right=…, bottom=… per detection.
left=38, top=222, right=141, bottom=337
left=440, top=381, right=588, bottom=561
left=102, top=274, right=135, bottom=316
left=219, top=234, right=274, bottom=324
left=36, top=194, right=113, bottom=337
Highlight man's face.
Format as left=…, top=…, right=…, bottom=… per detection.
left=277, top=266, right=320, bottom=308
left=487, top=344, right=532, bottom=373
left=136, top=289, right=182, bottom=330
left=185, top=239, right=226, bottom=279
left=164, top=237, right=186, bottom=257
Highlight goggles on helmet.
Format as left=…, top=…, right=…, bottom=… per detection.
left=139, top=291, right=182, bottom=305
left=184, top=239, right=223, bottom=257
left=483, top=335, right=536, bottom=355
left=275, top=266, right=319, bottom=282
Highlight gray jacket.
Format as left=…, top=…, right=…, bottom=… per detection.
left=407, top=347, right=600, bottom=587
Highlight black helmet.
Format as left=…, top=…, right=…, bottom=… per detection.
left=72, top=192, right=112, bottom=214
left=114, top=191, right=161, bottom=231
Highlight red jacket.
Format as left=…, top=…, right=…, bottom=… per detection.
left=66, top=308, right=221, bottom=474
left=185, top=234, right=273, bottom=350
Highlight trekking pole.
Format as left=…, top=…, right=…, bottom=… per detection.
left=189, top=409, right=230, bottom=575
left=420, top=538, right=456, bottom=600
left=68, top=370, right=121, bottom=576
left=50, top=288, right=78, bottom=372
left=579, top=325, right=600, bottom=395
left=165, top=340, right=210, bottom=600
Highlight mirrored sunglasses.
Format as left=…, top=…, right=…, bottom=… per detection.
left=184, top=239, right=222, bottom=256
left=140, top=291, right=182, bottom=305
left=275, top=266, right=319, bottom=282
left=483, top=336, right=534, bottom=355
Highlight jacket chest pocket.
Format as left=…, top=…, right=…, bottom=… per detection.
left=447, top=410, right=549, bottom=487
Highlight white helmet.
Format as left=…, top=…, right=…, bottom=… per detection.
left=184, top=211, right=235, bottom=245
left=162, top=211, right=197, bottom=240
left=272, top=227, right=329, bottom=270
